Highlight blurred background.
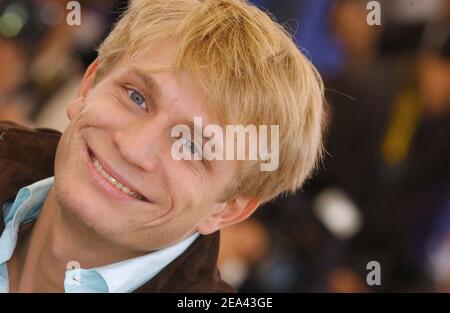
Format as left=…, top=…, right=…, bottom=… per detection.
left=0, top=0, right=449, bottom=292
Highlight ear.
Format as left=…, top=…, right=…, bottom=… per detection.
left=197, top=196, right=260, bottom=235
left=67, top=58, right=99, bottom=120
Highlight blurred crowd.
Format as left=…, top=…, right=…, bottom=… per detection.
left=1, top=0, right=449, bottom=292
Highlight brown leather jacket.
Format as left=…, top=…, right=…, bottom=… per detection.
left=0, top=121, right=234, bottom=293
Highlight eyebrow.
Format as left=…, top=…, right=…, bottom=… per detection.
left=127, top=67, right=162, bottom=98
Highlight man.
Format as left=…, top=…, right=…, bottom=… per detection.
left=0, top=0, right=324, bottom=292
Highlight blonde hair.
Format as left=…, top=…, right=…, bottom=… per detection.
left=96, top=0, right=325, bottom=204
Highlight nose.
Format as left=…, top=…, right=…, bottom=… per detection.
left=112, top=119, right=163, bottom=172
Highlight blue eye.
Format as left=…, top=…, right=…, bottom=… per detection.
left=127, top=89, right=147, bottom=110
left=180, top=137, right=202, bottom=159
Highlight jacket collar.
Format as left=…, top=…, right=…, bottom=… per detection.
left=0, top=122, right=60, bottom=232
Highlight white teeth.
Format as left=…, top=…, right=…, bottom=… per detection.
left=93, top=158, right=144, bottom=200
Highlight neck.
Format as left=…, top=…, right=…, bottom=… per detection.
left=9, top=186, right=144, bottom=292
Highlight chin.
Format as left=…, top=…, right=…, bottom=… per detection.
left=55, top=178, right=120, bottom=241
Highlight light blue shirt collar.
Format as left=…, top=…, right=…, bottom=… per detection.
left=0, top=177, right=199, bottom=293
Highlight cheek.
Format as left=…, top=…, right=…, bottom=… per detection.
left=165, top=160, right=236, bottom=213
left=54, top=123, right=81, bottom=175
left=169, top=172, right=217, bottom=218
left=163, top=173, right=195, bottom=216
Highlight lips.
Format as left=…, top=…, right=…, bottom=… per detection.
left=87, top=148, right=149, bottom=202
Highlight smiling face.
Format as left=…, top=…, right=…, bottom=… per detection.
left=54, top=42, right=258, bottom=253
